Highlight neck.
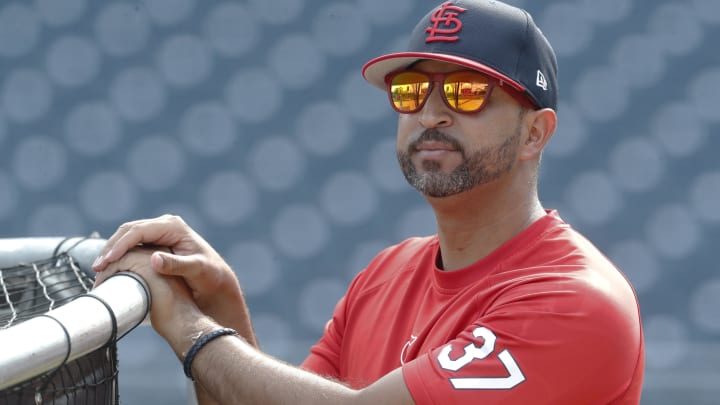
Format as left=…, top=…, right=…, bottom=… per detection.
left=426, top=179, right=545, bottom=271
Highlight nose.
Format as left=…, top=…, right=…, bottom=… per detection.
left=417, top=84, right=452, bottom=129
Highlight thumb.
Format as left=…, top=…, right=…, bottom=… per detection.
left=151, top=251, right=203, bottom=280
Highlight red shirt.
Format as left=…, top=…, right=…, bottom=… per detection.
left=302, top=211, right=645, bottom=404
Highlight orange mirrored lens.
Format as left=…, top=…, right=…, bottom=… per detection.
left=442, top=72, right=490, bottom=112
left=389, top=72, right=431, bottom=112
left=388, top=71, right=492, bottom=113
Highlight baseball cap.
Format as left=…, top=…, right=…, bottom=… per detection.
left=362, top=0, right=558, bottom=111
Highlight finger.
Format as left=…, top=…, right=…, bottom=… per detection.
left=94, top=247, right=165, bottom=291
left=93, top=215, right=187, bottom=271
left=151, top=251, right=204, bottom=280
left=93, top=247, right=151, bottom=287
left=95, top=218, right=151, bottom=262
left=93, top=268, right=111, bottom=287
left=151, top=251, right=227, bottom=297
left=92, top=267, right=128, bottom=288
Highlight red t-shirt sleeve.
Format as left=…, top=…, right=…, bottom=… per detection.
left=402, top=278, right=644, bottom=404
left=301, top=294, right=348, bottom=379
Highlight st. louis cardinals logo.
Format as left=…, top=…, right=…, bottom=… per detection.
left=425, top=2, right=467, bottom=43
left=400, top=335, right=418, bottom=365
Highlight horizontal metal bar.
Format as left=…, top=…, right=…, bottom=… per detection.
left=0, top=272, right=150, bottom=390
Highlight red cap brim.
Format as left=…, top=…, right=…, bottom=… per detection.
left=362, top=52, right=527, bottom=94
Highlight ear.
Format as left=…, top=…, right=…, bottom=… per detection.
left=519, top=108, right=557, bottom=161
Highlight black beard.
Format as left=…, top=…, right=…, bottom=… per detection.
left=397, top=128, right=520, bottom=198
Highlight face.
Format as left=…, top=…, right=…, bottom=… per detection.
left=395, top=60, right=526, bottom=198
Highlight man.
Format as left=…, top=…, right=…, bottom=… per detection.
left=93, top=0, right=645, bottom=403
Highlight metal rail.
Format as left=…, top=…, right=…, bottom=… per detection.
left=0, top=272, right=150, bottom=390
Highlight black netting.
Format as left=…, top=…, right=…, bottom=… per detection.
left=0, top=242, right=119, bottom=405
left=0, top=346, right=118, bottom=405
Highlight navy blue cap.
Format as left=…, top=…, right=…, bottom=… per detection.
left=362, top=0, right=558, bottom=110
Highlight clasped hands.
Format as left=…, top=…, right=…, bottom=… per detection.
left=92, top=215, right=246, bottom=342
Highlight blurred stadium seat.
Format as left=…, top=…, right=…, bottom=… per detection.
left=0, top=0, right=718, bottom=403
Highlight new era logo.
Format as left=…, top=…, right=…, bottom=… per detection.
left=536, top=70, right=548, bottom=91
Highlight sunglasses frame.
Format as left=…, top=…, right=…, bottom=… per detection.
left=384, top=69, right=537, bottom=114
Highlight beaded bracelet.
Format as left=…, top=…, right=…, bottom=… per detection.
left=183, top=327, right=238, bottom=381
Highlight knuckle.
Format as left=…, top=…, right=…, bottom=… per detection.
left=117, top=222, right=133, bottom=232
left=161, top=213, right=180, bottom=222
left=170, top=214, right=187, bottom=226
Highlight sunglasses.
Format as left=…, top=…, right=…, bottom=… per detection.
left=384, top=70, right=535, bottom=114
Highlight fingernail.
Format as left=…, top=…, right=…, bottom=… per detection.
left=92, top=255, right=103, bottom=269
left=151, top=252, right=164, bottom=269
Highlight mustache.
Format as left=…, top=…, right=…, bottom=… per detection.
left=408, top=129, right=463, bottom=153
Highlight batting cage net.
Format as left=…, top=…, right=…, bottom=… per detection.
left=0, top=237, right=150, bottom=405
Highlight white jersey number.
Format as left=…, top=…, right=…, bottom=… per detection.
left=437, top=326, right=525, bottom=390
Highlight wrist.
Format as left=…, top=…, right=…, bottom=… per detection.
left=162, top=307, right=217, bottom=358
left=182, top=327, right=239, bottom=381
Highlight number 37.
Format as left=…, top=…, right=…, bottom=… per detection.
left=437, top=326, right=525, bottom=390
